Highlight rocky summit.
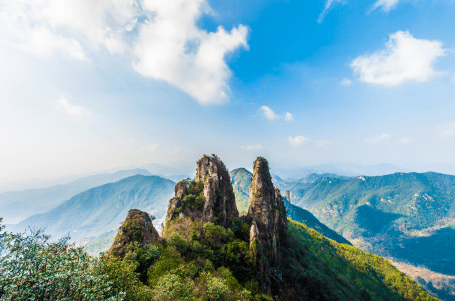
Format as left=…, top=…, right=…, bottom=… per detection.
left=165, top=154, right=239, bottom=227
left=109, top=209, right=161, bottom=258
left=248, top=157, right=288, bottom=295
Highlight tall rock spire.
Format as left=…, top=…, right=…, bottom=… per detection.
left=248, top=157, right=288, bottom=295
left=165, top=154, right=239, bottom=227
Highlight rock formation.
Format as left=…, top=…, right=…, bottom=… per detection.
left=285, top=190, right=291, bottom=203
left=165, top=154, right=239, bottom=227
left=109, top=209, right=160, bottom=258
left=247, top=157, right=289, bottom=295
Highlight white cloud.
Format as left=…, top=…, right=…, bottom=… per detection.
left=351, top=31, right=446, bottom=86
left=341, top=78, right=352, bottom=86
left=59, top=97, right=90, bottom=117
left=399, top=137, right=414, bottom=143
left=440, top=121, right=455, bottom=137
left=0, top=0, right=249, bottom=105
left=139, top=143, right=158, bottom=153
left=0, top=0, right=139, bottom=59
left=372, top=0, right=401, bottom=12
left=133, top=0, right=249, bottom=105
left=260, top=106, right=279, bottom=120
left=285, top=112, right=293, bottom=121
left=260, top=106, right=294, bottom=121
left=289, top=136, right=309, bottom=146
left=315, top=140, right=332, bottom=147
left=318, top=0, right=343, bottom=23
left=364, top=133, right=391, bottom=144
left=241, top=144, right=263, bottom=150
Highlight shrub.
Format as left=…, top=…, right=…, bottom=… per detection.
left=0, top=223, right=123, bottom=300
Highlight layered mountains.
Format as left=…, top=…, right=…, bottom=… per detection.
left=0, top=169, right=152, bottom=224
left=277, top=172, right=455, bottom=300
left=8, top=175, right=174, bottom=241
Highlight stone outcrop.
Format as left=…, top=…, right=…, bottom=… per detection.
left=285, top=190, right=291, bottom=203
left=247, top=157, right=288, bottom=295
left=109, top=209, right=160, bottom=258
left=165, top=154, right=239, bottom=227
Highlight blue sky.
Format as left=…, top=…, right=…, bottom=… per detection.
left=1, top=0, right=455, bottom=182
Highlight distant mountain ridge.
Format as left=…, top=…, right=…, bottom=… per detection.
left=8, top=175, right=174, bottom=241
left=0, top=169, right=152, bottom=224
left=274, top=162, right=412, bottom=181
left=278, top=171, right=455, bottom=300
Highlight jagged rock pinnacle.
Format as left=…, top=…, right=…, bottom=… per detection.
left=165, top=154, right=239, bottom=227
left=248, top=157, right=288, bottom=295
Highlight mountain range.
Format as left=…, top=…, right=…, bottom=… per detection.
left=0, top=169, right=153, bottom=224
left=8, top=175, right=174, bottom=241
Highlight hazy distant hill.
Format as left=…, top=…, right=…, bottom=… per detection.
left=8, top=175, right=174, bottom=241
left=274, top=163, right=411, bottom=181
left=0, top=169, right=152, bottom=224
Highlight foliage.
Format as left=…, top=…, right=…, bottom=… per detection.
left=175, top=180, right=206, bottom=214
left=0, top=223, right=124, bottom=300
left=284, top=219, right=438, bottom=301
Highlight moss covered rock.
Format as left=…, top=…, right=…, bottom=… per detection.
left=109, top=209, right=161, bottom=258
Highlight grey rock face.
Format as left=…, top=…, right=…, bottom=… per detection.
left=248, top=157, right=288, bottom=295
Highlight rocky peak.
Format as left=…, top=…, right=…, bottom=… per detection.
left=109, top=209, right=160, bottom=258
left=165, top=155, right=239, bottom=227
left=247, top=157, right=288, bottom=295
left=285, top=190, right=291, bottom=203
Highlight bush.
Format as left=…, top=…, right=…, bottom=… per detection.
left=152, top=273, right=195, bottom=301
left=0, top=222, right=123, bottom=300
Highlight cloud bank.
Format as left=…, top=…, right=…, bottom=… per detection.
left=0, top=0, right=249, bottom=105
left=351, top=31, right=445, bottom=86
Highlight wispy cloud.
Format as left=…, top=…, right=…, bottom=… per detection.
left=285, top=112, right=293, bottom=121
left=289, top=136, right=309, bottom=146
left=241, top=144, right=263, bottom=150
left=315, top=140, right=332, bottom=147
left=351, top=31, right=445, bottom=87
left=0, top=0, right=249, bottom=105
left=260, top=106, right=293, bottom=121
left=260, top=106, right=279, bottom=120
left=364, top=133, right=391, bottom=144
left=139, top=143, right=158, bottom=154
left=318, top=0, right=343, bottom=23
left=372, top=0, right=401, bottom=12
left=59, top=97, right=90, bottom=117
left=399, top=137, right=414, bottom=143
left=440, top=121, right=455, bottom=137
left=341, top=78, right=352, bottom=86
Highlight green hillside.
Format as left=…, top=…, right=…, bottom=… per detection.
left=9, top=175, right=174, bottom=241
left=276, top=172, right=455, bottom=300
left=230, top=168, right=252, bottom=214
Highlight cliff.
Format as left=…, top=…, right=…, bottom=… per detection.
left=165, top=154, right=239, bottom=228
left=247, top=157, right=288, bottom=295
